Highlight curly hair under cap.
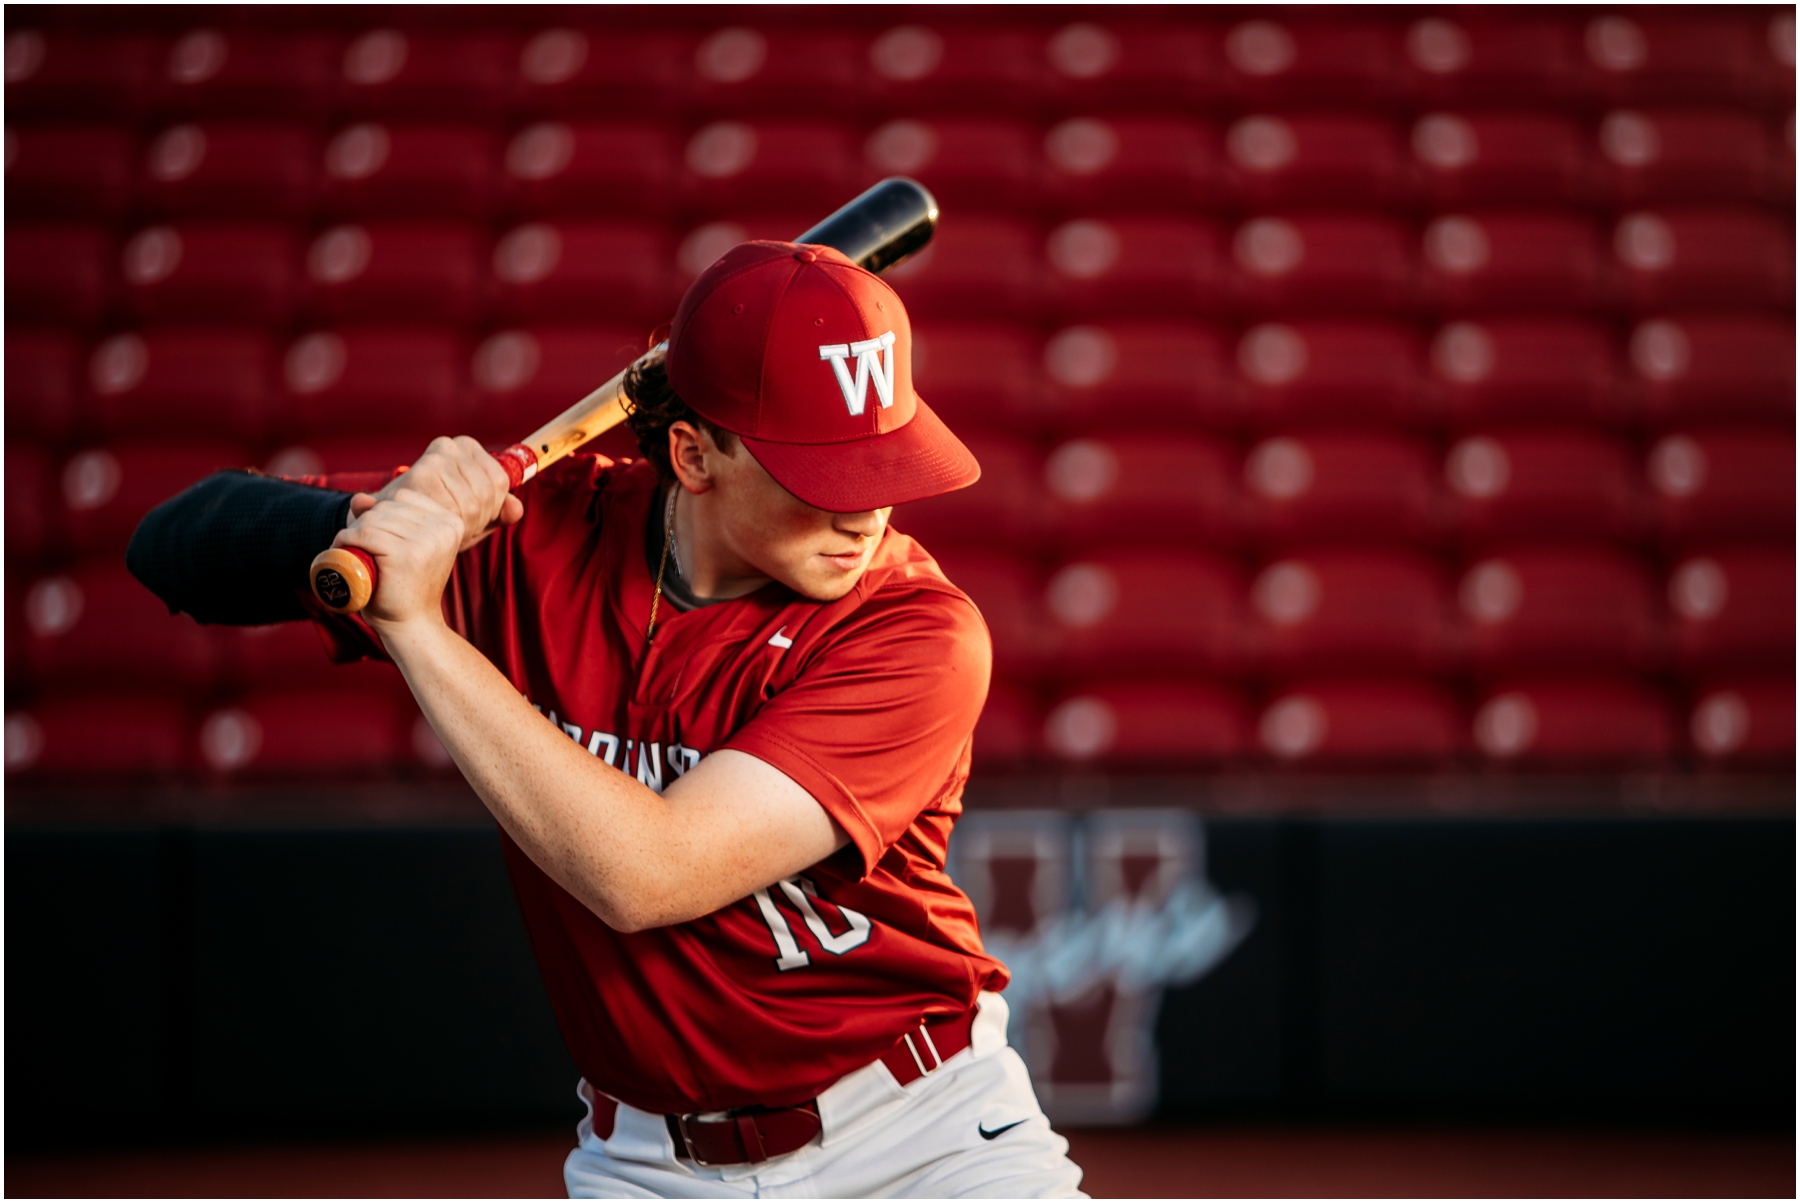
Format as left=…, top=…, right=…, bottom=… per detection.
left=620, top=348, right=738, bottom=483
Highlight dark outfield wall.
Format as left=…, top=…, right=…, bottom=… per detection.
left=6, top=810, right=1793, bottom=1148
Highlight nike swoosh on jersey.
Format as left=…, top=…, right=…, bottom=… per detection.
left=767, top=627, right=794, bottom=649
left=978, top=1119, right=1028, bottom=1140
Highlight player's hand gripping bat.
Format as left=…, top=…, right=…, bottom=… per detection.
left=307, top=178, right=939, bottom=615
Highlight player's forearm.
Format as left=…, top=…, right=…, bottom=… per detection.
left=373, top=616, right=839, bottom=931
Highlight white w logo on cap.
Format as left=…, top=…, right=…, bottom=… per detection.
left=818, top=331, right=897, bottom=417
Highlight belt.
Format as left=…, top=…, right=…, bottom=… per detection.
left=645, top=1007, right=979, bottom=1167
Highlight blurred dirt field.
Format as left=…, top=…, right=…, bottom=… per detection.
left=7, top=1125, right=1793, bottom=1198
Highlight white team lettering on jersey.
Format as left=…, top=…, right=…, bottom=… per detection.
left=817, top=331, right=897, bottom=416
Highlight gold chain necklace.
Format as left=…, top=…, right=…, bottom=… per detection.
left=645, top=484, right=675, bottom=644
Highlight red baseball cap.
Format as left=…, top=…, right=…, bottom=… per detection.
left=664, top=241, right=980, bottom=512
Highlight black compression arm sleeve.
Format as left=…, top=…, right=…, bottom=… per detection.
left=126, top=471, right=354, bottom=626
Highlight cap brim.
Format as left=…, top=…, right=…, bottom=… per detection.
left=738, top=395, right=982, bottom=512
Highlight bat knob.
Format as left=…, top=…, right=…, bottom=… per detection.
left=310, top=547, right=376, bottom=615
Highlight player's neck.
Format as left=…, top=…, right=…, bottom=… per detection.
left=668, top=483, right=772, bottom=603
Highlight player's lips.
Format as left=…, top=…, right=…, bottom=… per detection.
left=818, top=547, right=867, bottom=571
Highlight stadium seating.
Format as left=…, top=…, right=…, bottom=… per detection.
left=1441, top=431, right=1640, bottom=544
left=1249, top=550, right=1452, bottom=672
left=3, top=10, right=1790, bottom=783
left=1240, top=432, right=1438, bottom=545
left=1646, top=430, right=1797, bottom=545
left=1471, top=679, right=1676, bottom=764
left=138, top=122, right=317, bottom=219
left=1459, top=548, right=1663, bottom=672
left=1256, top=681, right=1462, bottom=765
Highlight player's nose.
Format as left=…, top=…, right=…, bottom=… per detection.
left=831, top=509, right=886, bottom=538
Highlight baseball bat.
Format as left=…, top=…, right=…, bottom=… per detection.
left=308, top=177, right=940, bottom=616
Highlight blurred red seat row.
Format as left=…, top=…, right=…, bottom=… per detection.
left=6, top=14, right=1791, bottom=121
left=8, top=107, right=1793, bottom=223
left=977, top=675, right=1793, bottom=770
left=11, top=209, right=1791, bottom=326
left=928, top=545, right=1792, bottom=681
left=7, top=673, right=1789, bottom=780
left=8, top=545, right=1789, bottom=694
left=7, top=316, right=1791, bottom=448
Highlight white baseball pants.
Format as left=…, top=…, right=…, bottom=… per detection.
left=564, top=992, right=1086, bottom=1199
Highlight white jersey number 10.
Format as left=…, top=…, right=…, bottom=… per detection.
left=750, top=875, right=873, bottom=971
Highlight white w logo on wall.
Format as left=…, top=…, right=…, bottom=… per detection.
left=818, top=331, right=897, bottom=416
left=952, top=809, right=1257, bottom=1124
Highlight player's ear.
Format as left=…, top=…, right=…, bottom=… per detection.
left=668, top=420, right=715, bottom=493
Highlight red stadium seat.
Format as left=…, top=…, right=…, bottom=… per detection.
left=1610, top=209, right=1793, bottom=310
left=333, top=29, right=510, bottom=118
left=84, top=329, right=272, bottom=442
left=909, top=322, right=1042, bottom=433
left=4, top=125, right=133, bottom=219
left=676, top=120, right=855, bottom=215
left=1596, top=110, right=1775, bottom=205
left=263, top=436, right=423, bottom=481
left=890, top=434, right=1040, bottom=553
left=150, top=28, right=335, bottom=118
left=1043, top=682, right=1247, bottom=767
left=883, top=216, right=1037, bottom=321
left=970, top=680, right=1040, bottom=770
left=1471, top=679, right=1675, bottom=764
left=1400, top=16, right=1582, bottom=106
left=508, top=28, right=683, bottom=118
left=859, top=118, right=1036, bottom=209
left=1257, top=681, right=1462, bottom=765
left=468, top=326, right=647, bottom=443
left=1042, top=434, right=1237, bottom=548
left=4, top=30, right=154, bottom=119
left=1459, top=548, right=1662, bottom=672
left=138, top=122, right=316, bottom=219
left=1249, top=551, right=1452, bottom=673
left=1627, top=316, right=1794, bottom=425
left=21, top=561, right=222, bottom=688
left=499, top=121, right=678, bottom=218
left=925, top=550, right=1048, bottom=677
left=1221, top=19, right=1401, bottom=105
left=1688, top=680, right=1795, bottom=764
left=1042, top=117, right=1222, bottom=211
left=57, top=440, right=249, bottom=556
left=1419, top=212, right=1606, bottom=312
left=6, top=694, right=190, bottom=779
left=1646, top=430, right=1796, bottom=546
left=1041, top=21, right=1222, bottom=109
left=1235, top=321, right=1425, bottom=429
left=1581, top=15, right=1774, bottom=106
left=1242, top=433, right=1437, bottom=546
left=863, top=25, right=1044, bottom=115
left=1668, top=549, right=1796, bottom=673
left=279, top=329, right=464, bottom=438
left=1232, top=214, right=1411, bottom=313
left=301, top=223, right=482, bottom=325
left=672, top=215, right=819, bottom=287
left=1042, top=553, right=1243, bottom=674
left=684, top=28, right=859, bottom=114
left=1442, top=431, right=1639, bottom=544
left=6, top=443, right=55, bottom=563
left=1224, top=114, right=1405, bottom=206
left=1777, top=111, right=1796, bottom=205
left=7, top=329, right=79, bottom=443
left=319, top=122, right=496, bottom=219
left=487, top=221, right=673, bottom=323
left=220, top=623, right=410, bottom=693
left=1426, top=319, right=1623, bottom=429
left=1040, top=322, right=1235, bottom=432
left=1043, top=216, right=1225, bottom=316
left=1408, top=112, right=1587, bottom=206
left=197, top=686, right=410, bottom=777
left=117, top=222, right=297, bottom=323
left=6, top=224, right=110, bottom=324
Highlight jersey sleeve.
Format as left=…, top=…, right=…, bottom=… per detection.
left=722, top=586, right=992, bottom=876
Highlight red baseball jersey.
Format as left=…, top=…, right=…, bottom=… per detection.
left=306, top=454, right=1007, bottom=1115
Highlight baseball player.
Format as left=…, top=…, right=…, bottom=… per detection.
left=129, top=242, right=1085, bottom=1198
